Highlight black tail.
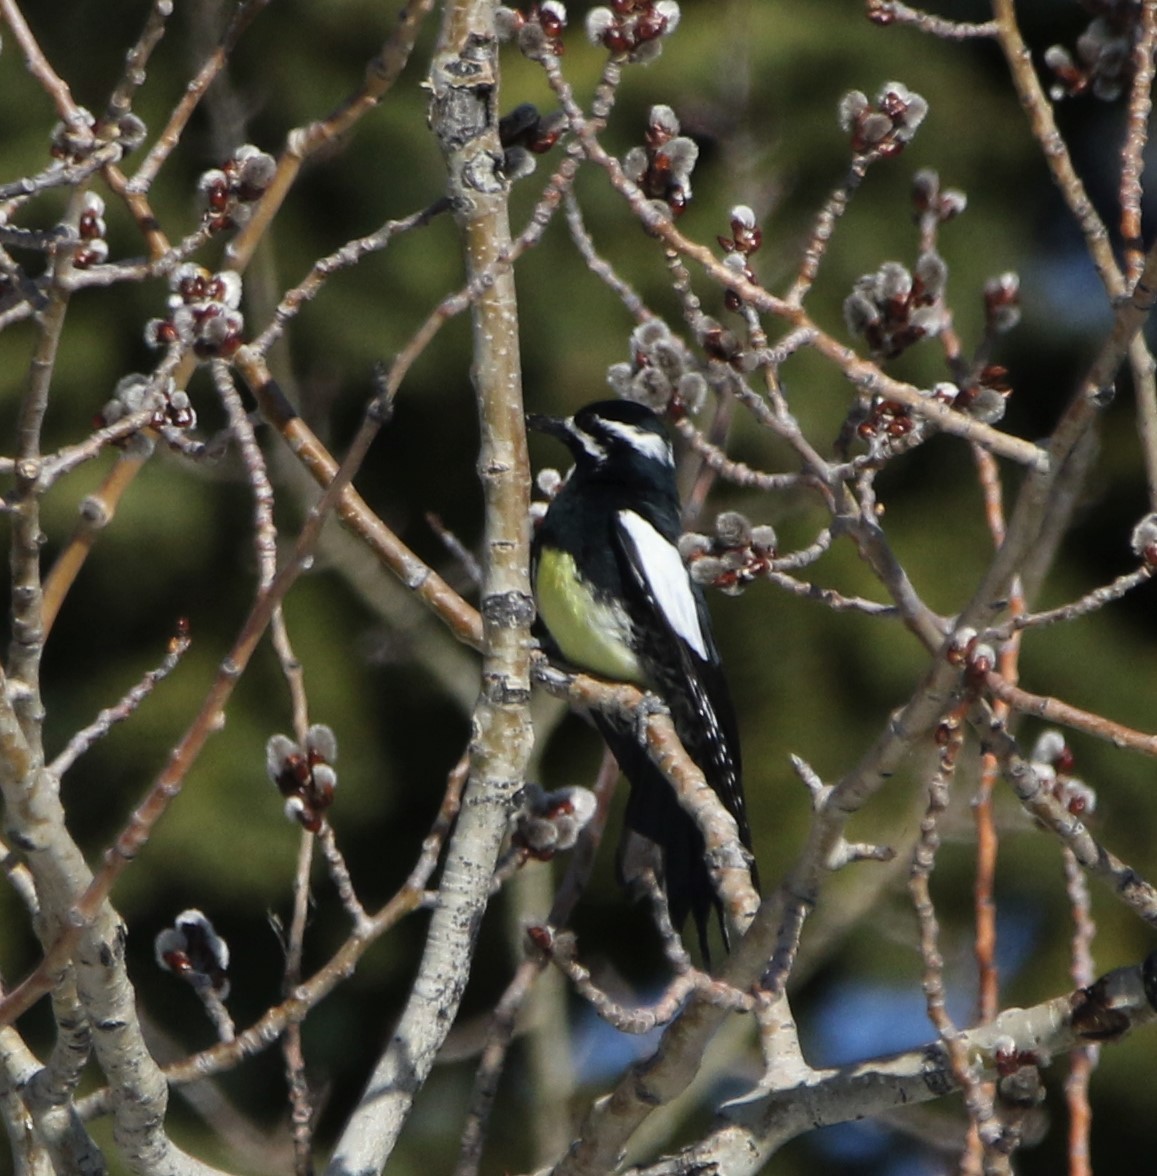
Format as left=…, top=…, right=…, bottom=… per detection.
left=594, top=714, right=755, bottom=961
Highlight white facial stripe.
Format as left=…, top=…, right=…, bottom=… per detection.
left=599, top=419, right=673, bottom=466
left=617, top=510, right=709, bottom=659
left=568, top=419, right=607, bottom=462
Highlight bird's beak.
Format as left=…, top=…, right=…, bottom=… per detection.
left=525, top=412, right=574, bottom=442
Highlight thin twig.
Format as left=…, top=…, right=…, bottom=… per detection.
left=0, top=369, right=401, bottom=1029
left=865, top=0, right=999, bottom=38
left=1120, top=0, right=1156, bottom=284
left=909, top=719, right=1005, bottom=1161
left=76, top=755, right=470, bottom=1120
left=0, top=0, right=89, bottom=130
left=1063, top=846, right=1097, bottom=1176
left=984, top=671, right=1157, bottom=758
left=283, top=831, right=316, bottom=1176
left=49, top=622, right=191, bottom=777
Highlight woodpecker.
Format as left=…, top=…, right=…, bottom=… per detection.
left=529, top=399, right=757, bottom=954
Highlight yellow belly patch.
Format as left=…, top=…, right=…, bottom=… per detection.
left=536, top=549, right=645, bottom=684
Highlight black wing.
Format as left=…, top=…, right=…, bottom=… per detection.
left=609, top=509, right=757, bottom=952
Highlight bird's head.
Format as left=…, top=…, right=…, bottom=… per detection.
left=527, top=399, right=675, bottom=480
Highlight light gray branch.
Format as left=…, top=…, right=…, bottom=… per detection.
left=325, top=2, right=533, bottom=1171
left=627, top=953, right=1157, bottom=1174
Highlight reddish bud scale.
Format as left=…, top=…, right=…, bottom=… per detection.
left=995, top=1048, right=1039, bottom=1078
left=526, top=924, right=554, bottom=951
left=529, top=127, right=562, bottom=153
left=702, top=326, right=740, bottom=364
left=953, top=385, right=978, bottom=410
left=945, top=643, right=971, bottom=668
left=162, top=949, right=194, bottom=976
left=646, top=151, right=673, bottom=185
left=298, top=809, right=323, bottom=834
left=878, top=91, right=908, bottom=122
left=978, top=364, right=1012, bottom=394
left=603, top=27, right=632, bottom=53
left=635, top=10, right=667, bottom=40
left=530, top=2, right=564, bottom=40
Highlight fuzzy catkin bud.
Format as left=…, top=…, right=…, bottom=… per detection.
left=1131, top=513, right=1157, bottom=561
left=585, top=6, right=614, bottom=44
left=938, top=189, right=967, bottom=219
left=838, top=91, right=869, bottom=133
left=155, top=910, right=231, bottom=997
left=1031, top=729, right=1067, bottom=766
left=306, top=723, right=338, bottom=763
left=714, top=511, right=752, bottom=549
left=649, top=104, right=680, bottom=137
left=751, top=524, right=777, bottom=554
left=689, top=555, right=726, bottom=585
left=878, top=261, right=913, bottom=302
left=912, top=168, right=939, bottom=208
left=536, top=467, right=563, bottom=497
left=915, top=251, right=947, bottom=298
left=677, top=532, right=712, bottom=560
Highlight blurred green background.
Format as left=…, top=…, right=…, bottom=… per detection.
left=0, top=1, right=1155, bottom=1173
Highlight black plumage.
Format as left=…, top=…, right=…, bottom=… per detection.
left=529, top=400, right=757, bottom=954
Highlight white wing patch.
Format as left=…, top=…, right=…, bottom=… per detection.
left=617, top=510, right=709, bottom=660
